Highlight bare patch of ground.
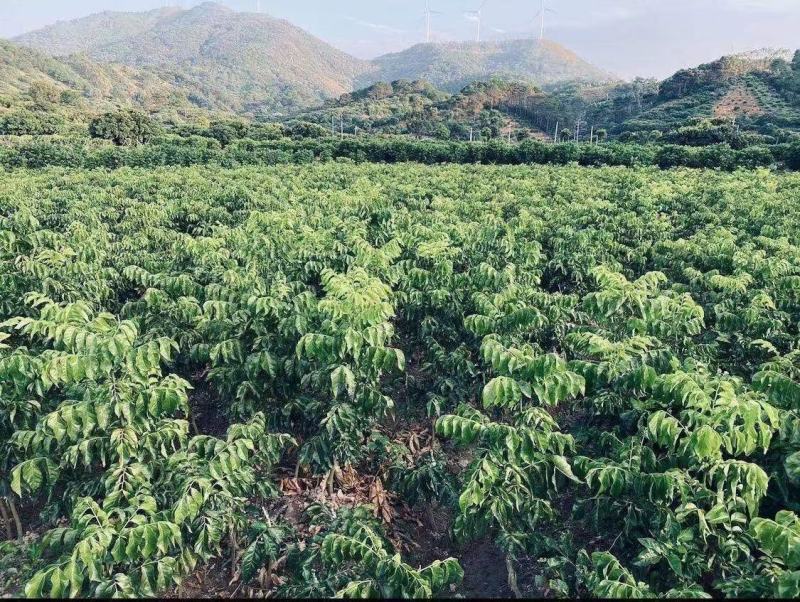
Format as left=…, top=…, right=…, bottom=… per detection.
left=714, top=86, right=764, bottom=118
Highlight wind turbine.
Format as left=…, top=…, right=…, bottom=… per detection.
left=465, top=0, right=489, bottom=43
left=534, top=0, right=556, bottom=41
left=424, top=1, right=444, bottom=44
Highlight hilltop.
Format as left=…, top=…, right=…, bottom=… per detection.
left=12, top=2, right=372, bottom=114
left=363, top=39, right=614, bottom=93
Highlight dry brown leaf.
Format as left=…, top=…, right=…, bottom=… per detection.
left=337, top=464, right=360, bottom=489
left=279, top=478, right=304, bottom=495
left=368, top=478, right=394, bottom=524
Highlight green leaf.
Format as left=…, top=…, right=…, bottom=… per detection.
left=331, top=365, right=357, bottom=400
left=691, top=425, right=722, bottom=461
left=483, top=376, right=522, bottom=409
left=552, top=455, right=581, bottom=483
left=786, top=451, right=800, bottom=486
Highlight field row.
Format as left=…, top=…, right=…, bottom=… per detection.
left=1, top=163, right=799, bottom=597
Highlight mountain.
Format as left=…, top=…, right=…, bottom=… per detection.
left=0, top=38, right=213, bottom=114
left=361, top=39, right=614, bottom=93
left=12, top=2, right=372, bottom=114
left=12, top=4, right=613, bottom=114
left=19, top=1, right=795, bottom=143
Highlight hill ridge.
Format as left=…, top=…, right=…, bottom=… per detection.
left=363, top=37, right=615, bottom=92
left=12, top=2, right=372, bottom=114
left=11, top=3, right=612, bottom=112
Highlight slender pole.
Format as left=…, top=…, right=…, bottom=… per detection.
left=540, top=0, right=545, bottom=40
left=426, top=0, right=431, bottom=43
left=589, top=125, right=594, bottom=145
left=553, top=120, right=559, bottom=143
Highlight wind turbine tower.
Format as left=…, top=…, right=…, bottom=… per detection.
left=540, top=0, right=545, bottom=40
left=466, top=1, right=488, bottom=43
left=535, top=0, right=555, bottom=42
left=424, top=1, right=443, bottom=43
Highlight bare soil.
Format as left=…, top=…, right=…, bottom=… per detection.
left=714, top=86, right=764, bottom=118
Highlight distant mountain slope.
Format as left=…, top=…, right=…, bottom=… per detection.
left=12, top=7, right=182, bottom=57
left=361, top=39, right=614, bottom=92
left=13, top=2, right=372, bottom=114
left=0, top=38, right=212, bottom=113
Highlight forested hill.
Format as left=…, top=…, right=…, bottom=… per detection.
left=607, top=49, right=800, bottom=141
left=288, top=48, right=800, bottom=146
left=5, top=1, right=800, bottom=146
left=363, top=39, right=614, bottom=93
left=286, top=79, right=551, bottom=141
left=12, top=2, right=373, bottom=114
left=0, top=39, right=218, bottom=117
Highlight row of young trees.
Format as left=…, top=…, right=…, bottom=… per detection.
left=1, top=163, right=800, bottom=597
left=2, top=133, right=798, bottom=172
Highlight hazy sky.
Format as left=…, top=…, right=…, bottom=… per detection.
left=2, top=0, right=799, bottom=78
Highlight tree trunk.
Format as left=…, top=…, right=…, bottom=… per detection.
left=0, top=498, right=13, bottom=540
left=6, top=497, right=23, bottom=540
left=506, top=555, right=522, bottom=599
left=190, top=413, right=201, bottom=436
left=229, top=528, right=239, bottom=581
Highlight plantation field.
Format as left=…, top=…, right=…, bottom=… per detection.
left=2, top=162, right=800, bottom=598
